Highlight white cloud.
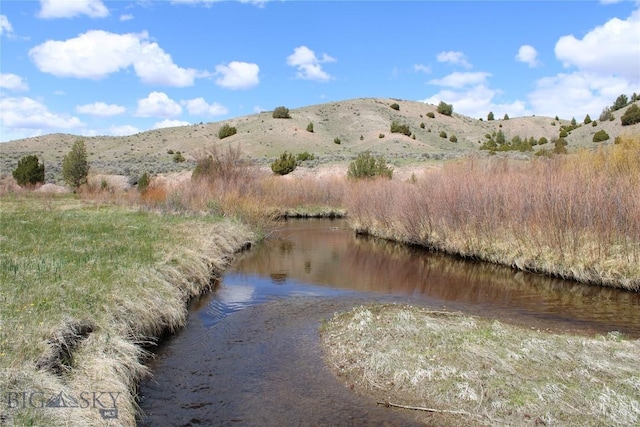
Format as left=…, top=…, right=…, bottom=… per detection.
left=75, top=102, right=125, bottom=116
left=0, top=14, right=14, bottom=37
left=136, top=92, right=182, bottom=118
left=29, top=30, right=201, bottom=87
left=436, top=51, right=472, bottom=69
left=110, top=124, right=139, bottom=136
left=215, top=61, right=260, bottom=90
left=429, top=71, right=491, bottom=88
left=134, top=42, right=201, bottom=86
left=516, top=45, right=540, bottom=68
left=153, top=119, right=190, bottom=129
left=287, top=46, right=335, bottom=82
left=181, top=97, right=228, bottom=116
left=38, top=0, right=109, bottom=18
left=0, top=96, right=83, bottom=131
left=0, top=73, right=29, bottom=91
left=120, top=14, right=134, bottom=21
left=414, top=64, right=431, bottom=74
left=421, top=85, right=529, bottom=119
left=555, top=9, right=640, bottom=81
left=528, top=71, right=634, bottom=119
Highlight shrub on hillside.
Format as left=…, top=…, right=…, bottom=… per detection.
left=437, top=101, right=453, bottom=116
left=439, top=131, right=447, bottom=139
left=62, top=139, right=89, bottom=189
left=420, top=122, right=425, bottom=129
left=426, top=112, right=435, bottom=119
left=272, top=106, right=291, bottom=119
left=379, top=133, right=385, bottom=139
left=599, top=107, right=613, bottom=122
left=503, top=114, right=510, bottom=120
left=621, top=104, right=640, bottom=126
left=347, top=151, right=392, bottom=179
left=554, top=138, right=568, bottom=154
left=218, top=123, right=237, bottom=139
left=296, top=152, right=315, bottom=162
left=12, top=155, right=45, bottom=187
left=306, top=122, right=314, bottom=133
left=593, top=130, right=610, bottom=142
left=538, top=137, right=548, bottom=145
left=271, top=152, right=297, bottom=175
left=334, top=137, right=341, bottom=145
left=584, top=114, right=592, bottom=125
left=449, top=135, right=458, bottom=143
left=173, top=151, right=186, bottom=163
left=390, top=103, right=400, bottom=111
left=390, top=120, right=411, bottom=136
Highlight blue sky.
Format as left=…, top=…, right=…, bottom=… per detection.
left=1, top=0, right=639, bottom=142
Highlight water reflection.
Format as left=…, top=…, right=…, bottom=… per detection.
left=231, top=218, right=640, bottom=336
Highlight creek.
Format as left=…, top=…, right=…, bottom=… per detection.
left=137, top=218, right=640, bottom=426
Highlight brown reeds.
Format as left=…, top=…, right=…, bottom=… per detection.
left=346, top=138, right=640, bottom=290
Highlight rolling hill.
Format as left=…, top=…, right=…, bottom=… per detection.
left=1, top=97, right=638, bottom=184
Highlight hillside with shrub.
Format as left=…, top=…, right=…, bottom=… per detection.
left=1, top=97, right=638, bottom=184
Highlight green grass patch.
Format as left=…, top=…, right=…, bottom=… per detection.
left=0, top=194, right=252, bottom=425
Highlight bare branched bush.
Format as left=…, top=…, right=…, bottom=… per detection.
left=192, top=145, right=252, bottom=187
left=346, top=138, right=640, bottom=289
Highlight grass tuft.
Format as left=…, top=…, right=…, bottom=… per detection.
left=322, top=304, right=640, bottom=426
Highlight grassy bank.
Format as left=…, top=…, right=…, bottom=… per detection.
left=321, top=304, right=640, bottom=426
left=346, top=137, right=640, bottom=290
left=0, top=194, right=252, bottom=426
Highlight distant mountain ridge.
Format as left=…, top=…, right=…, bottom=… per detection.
left=1, top=97, right=638, bottom=183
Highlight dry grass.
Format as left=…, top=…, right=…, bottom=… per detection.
left=131, top=148, right=347, bottom=231
left=346, top=136, right=640, bottom=290
left=321, top=304, right=640, bottom=426
left=0, top=195, right=253, bottom=426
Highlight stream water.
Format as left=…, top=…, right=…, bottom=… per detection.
left=137, top=219, right=640, bottom=426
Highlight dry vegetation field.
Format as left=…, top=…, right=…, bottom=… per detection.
left=346, top=137, right=640, bottom=290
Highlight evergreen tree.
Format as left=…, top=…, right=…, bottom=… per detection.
left=612, top=94, right=629, bottom=111
left=487, top=111, right=495, bottom=121
left=62, top=139, right=89, bottom=189
left=12, top=155, right=45, bottom=187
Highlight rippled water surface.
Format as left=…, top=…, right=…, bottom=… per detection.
left=137, top=219, right=640, bottom=426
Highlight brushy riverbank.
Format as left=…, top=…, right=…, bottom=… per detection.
left=0, top=194, right=253, bottom=426
left=321, top=304, right=640, bottom=426
left=346, top=137, right=640, bottom=291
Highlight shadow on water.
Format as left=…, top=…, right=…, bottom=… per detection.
left=137, top=218, right=640, bottom=426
